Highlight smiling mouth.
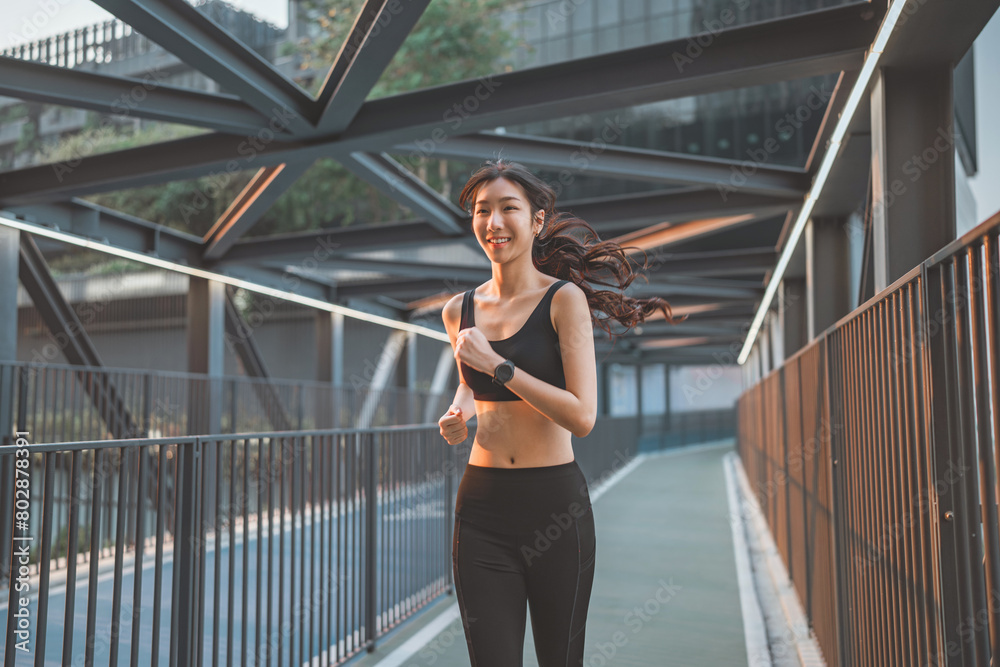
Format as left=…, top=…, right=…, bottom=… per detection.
left=488, top=238, right=510, bottom=246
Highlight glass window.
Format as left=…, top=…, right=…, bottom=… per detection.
left=625, top=0, right=647, bottom=22
left=571, top=1, right=594, bottom=32
left=597, top=26, right=621, bottom=52
left=597, top=2, right=620, bottom=28
left=548, top=36, right=570, bottom=63
left=571, top=31, right=594, bottom=58
left=622, top=21, right=647, bottom=49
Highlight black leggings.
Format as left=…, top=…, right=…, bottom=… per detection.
left=452, top=460, right=596, bottom=667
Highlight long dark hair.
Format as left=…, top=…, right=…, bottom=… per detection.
left=458, top=159, right=686, bottom=340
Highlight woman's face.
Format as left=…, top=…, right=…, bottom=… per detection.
left=471, top=177, right=542, bottom=264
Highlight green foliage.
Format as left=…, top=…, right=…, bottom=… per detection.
left=7, top=1, right=518, bottom=239
left=247, top=0, right=519, bottom=233
left=294, top=0, right=515, bottom=98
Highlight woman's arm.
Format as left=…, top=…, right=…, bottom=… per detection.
left=501, top=283, right=597, bottom=437
left=443, top=293, right=477, bottom=420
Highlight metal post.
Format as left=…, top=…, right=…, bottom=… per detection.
left=870, top=65, right=957, bottom=292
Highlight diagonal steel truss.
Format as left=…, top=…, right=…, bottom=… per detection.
left=0, top=0, right=894, bottom=362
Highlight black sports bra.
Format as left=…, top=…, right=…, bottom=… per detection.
left=459, top=280, right=569, bottom=401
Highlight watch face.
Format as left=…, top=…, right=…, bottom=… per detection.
left=495, top=361, right=514, bottom=383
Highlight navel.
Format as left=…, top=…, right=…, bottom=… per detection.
left=510, top=456, right=516, bottom=465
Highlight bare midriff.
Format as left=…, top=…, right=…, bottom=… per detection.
left=468, top=399, right=574, bottom=468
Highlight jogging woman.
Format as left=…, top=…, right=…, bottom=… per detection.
left=438, top=159, right=680, bottom=666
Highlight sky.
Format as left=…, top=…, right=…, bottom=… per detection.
left=1, top=0, right=998, bottom=223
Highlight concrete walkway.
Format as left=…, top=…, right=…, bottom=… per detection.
left=347, top=441, right=749, bottom=667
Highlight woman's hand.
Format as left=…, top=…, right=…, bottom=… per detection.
left=454, top=326, right=505, bottom=375
left=438, top=404, right=468, bottom=445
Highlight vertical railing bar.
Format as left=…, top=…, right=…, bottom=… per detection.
left=265, top=437, right=275, bottom=667
left=859, top=312, right=879, bottom=666
left=881, top=296, right=902, bottom=666
left=843, top=323, right=863, bottom=667
left=108, top=447, right=130, bottom=667
left=955, top=250, right=992, bottom=662
left=32, top=450, right=56, bottom=667
left=317, top=436, right=326, bottom=666
left=278, top=436, right=286, bottom=667
left=981, top=233, right=1000, bottom=658
left=255, top=438, right=263, bottom=667
left=227, top=440, right=235, bottom=667
left=309, top=436, right=317, bottom=662
left=129, top=445, right=147, bottom=667
left=367, top=431, right=377, bottom=650
left=890, top=290, right=912, bottom=665
left=242, top=438, right=250, bottom=667
left=61, top=450, right=82, bottom=667
left=876, top=302, right=896, bottom=665
left=906, top=278, right=936, bottom=665
left=967, top=240, right=1000, bottom=661
left=85, top=448, right=104, bottom=667
left=298, top=435, right=306, bottom=665
left=151, top=444, right=166, bottom=667
left=212, top=440, right=221, bottom=667
left=894, top=286, right=919, bottom=666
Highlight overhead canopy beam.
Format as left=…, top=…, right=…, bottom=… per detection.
left=0, top=3, right=877, bottom=204
left=1, top=200, right=341, bottom=303
left=90, top=0, right=315, bottom=133
left=0, top=56, right=271, bottom=135
left=393, top=131, right=810, bottom=196
left=644, top=247, right=778, bottom=277
left=338, top=152, right=467, bottom=235
left=222, top=219, right=465, bottom=263
left=315, top=0, right=433, bottom=134
left=564, top=189, right=798, bottom=232
left=335, top=3, right=877, bottom=149
left=203, top=160, right=312, bottom=260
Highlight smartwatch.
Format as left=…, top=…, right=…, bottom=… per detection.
left=492, top=359, right=515, bottom=387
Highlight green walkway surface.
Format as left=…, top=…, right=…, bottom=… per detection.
left=348, top=441, right=749, bottom=667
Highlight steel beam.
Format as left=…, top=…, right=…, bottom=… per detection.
left=0, top=56, right=270, bottom=135
left=203, top=160, right=312, bottom=260
left=806, top=217, right=852, bottom=340
left=261, top=255, right=490, bottom=282
left=644, top=247, right=778, bottom=277
left=221, top=220, right=468, bottom=263
left=339, top=152, right=467, bottom=235
left=394, top=131, right=810, bottom=195
left=17, top=232, right=140, bottom=437
left=90, top=0, right=315, bottom=133
left=315, top=0, right=433, bottom=134
left=870, top=65, right=957, bottom=291
left=562, top=188, right=799, bottom=232
left=337, top=3, right=876, bottom=149
left=186, top=276, right=225, bottom=435
left=0, top=4, right=877, bottom=203
left=222, top=285, right=293, bottom=431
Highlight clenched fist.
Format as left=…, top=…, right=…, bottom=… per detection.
left=438, top=404, right=468, bottom=445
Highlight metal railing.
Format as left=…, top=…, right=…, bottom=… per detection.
left=1, top=0, right=281, bottom=70
left=640, top=408, right=737, bottom=450
left=0, top=414, right=658, bottom=666
left=0, top=360, right=452, bottom=444
left=737, top=210, right=1000, bottom=666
